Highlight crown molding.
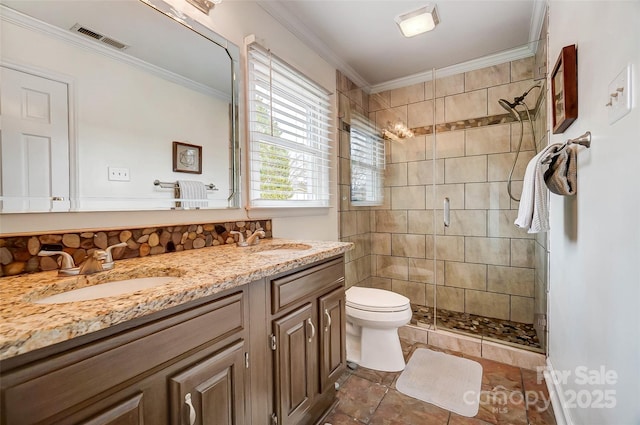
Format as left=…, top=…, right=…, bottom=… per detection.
left=259, top=0, right=547, bottom=95
left=369, top=44, right=535, bottom=93
left=529, top=0, right=547, bottom=44
left=257, top=1, right=370, bottom=90
left=0, top=4, right=231, bottom=102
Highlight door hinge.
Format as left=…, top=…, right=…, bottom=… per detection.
left=535, top=313, right=548, bottom=330
left=270, top=333, right=277, bottom=351
left=245, top=352, right=249, bottom=369
left=270, top=413, right=278, bottom=425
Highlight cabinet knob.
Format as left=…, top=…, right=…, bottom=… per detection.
left=324, top=309, right=332, bottom=332
left=184, top=393, right=196, bottom=425
left=307, top=318, right=316, bottom=342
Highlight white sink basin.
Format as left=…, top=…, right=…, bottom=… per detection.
left=249, top=243, right=312, bottom=255
left=34, top=276, right=176, bottom=304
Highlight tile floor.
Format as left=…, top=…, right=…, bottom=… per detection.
left=323, top=338, right=557, bottom=425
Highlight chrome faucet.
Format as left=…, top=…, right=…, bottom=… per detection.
left=37, top=242, right=127, bottom=276
left=229, top=230, right=247, bottom=247
left=246, top=229, right=266, bottom=246
left=101, top=242, right=127, bottom=270
left=78, top=250, right=106, bottom=275
left=230, top=229, right=265, bottom=247
left=38, top=250, right=79, bottom=276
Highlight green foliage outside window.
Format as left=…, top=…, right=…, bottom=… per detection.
left=256, top=100, right=293, bottom=199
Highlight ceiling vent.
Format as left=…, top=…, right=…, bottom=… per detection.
left=70, top=24, right=129, bottom=50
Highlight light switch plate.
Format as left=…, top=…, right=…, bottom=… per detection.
left=108, top=167, right=130, bottom=181
left=607, top=65, right=632, bottom=125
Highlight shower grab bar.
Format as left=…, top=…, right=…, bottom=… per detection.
left=443, top=197, right=450, bottom=228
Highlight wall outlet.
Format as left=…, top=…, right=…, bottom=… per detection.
left=108, top=167, right=130, bottom=181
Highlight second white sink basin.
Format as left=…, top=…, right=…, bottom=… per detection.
left=248, top=243, right=312, bottom=255
left=34, top=276, right=177, bottom=304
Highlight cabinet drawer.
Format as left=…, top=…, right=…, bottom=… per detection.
left=81, top=393, right=144, bottom=425
left=3, top=291, right=245, bottom=425
left=271, top=257, right=344, bottom=315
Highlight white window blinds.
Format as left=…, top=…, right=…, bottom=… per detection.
left=350, top=114, right=385, bottom=206
left=247, top=42, right=333, bottom=207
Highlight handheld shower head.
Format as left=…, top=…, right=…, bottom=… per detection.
left=497, top=82, right=542, bottom=121
left=498, top=98, right=521, bottom=121
left=513, top=82, right=542, bottom=105
left=501, top=82, right=542, bottom=202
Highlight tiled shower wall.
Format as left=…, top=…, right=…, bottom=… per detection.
left=337, top=72, right=373, bottom=289
left=367, top=57, right=540, bottom=324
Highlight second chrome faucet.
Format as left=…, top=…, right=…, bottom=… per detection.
left=230, top=229, right=266, bottom=247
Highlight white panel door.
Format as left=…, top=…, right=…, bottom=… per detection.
left=0, top=66, right=70, bottom=212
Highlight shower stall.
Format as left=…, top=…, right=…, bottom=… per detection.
left=338, top=38, right=549, bottom=354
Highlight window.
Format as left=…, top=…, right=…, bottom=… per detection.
left=350, top=114, right=385, bottom=206
left=247, top=42, right=332, bottom=207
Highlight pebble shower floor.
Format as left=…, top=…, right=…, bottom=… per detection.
left=411, top=305, right=542, bottom=351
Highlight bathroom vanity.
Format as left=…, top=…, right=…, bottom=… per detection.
left=0, top=239, right=351, bottom=425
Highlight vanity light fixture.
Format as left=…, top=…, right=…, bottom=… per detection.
left=395, top=4, right=439, bottom=38
left=185, top=0, right=221, bottom=15
left=382, top=121, right=414, bottom=141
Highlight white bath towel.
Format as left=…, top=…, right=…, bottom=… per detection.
left=177, top=180, right=208, bottom=209
left=514, top=143, right=564, bottom=233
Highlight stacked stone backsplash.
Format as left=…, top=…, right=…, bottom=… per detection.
left=0, top=220, right=272, bottom=277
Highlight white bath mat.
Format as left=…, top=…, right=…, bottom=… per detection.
left=396, top=348, right=483, bottom=417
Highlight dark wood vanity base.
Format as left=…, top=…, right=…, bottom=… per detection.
left=0, top=256, right=346, bottom=425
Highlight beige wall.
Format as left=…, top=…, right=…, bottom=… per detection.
left=365, top=58, right=541, bottom=323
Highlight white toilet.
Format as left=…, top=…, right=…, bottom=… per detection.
left=345, top=286, right=412, bottom=372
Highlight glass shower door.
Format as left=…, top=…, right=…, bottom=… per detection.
left=430, top=48, right=547, bottom=353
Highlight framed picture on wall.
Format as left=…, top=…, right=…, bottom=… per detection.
left=551, top=44, right=578, bottom=134
left=173, top=141, right=202, bottom=174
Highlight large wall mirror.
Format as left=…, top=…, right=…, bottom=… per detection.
left=0, top=0, right=240, bottom=213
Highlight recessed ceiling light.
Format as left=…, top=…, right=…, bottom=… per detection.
left=395, top=4, right=440, bottom=38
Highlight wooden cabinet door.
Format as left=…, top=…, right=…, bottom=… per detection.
left=318, top=287, right=346, bottom=394
left=272, top=303, right=316, bottom=425
left=169, top=340, right=246, bottom=425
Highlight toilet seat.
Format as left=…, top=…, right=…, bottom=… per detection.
left=346, top=286, right=411, bottom=313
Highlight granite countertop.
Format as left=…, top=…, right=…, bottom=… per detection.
left=0, top=238, right=353, bottom=360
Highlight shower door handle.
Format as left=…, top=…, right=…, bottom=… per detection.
left=443, top=197, right=450, bottom=227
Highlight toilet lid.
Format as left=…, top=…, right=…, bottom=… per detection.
left=346, top=286, right=411, bottom=312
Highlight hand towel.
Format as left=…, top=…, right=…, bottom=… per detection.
left=544, top=145, right=578, bottom=196
left=514, top=143, right=564, bottom=233
left=177, top=180, right=208, bottom=209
